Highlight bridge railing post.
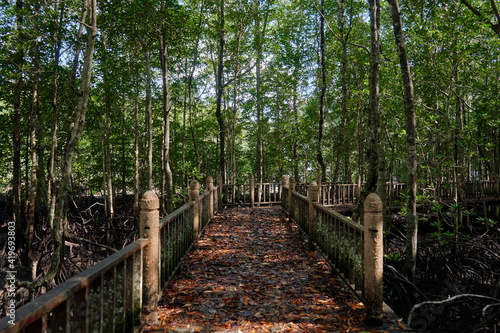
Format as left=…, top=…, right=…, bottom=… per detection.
left=140, top=191, right=160, bottom=325
left=363, top=193, right=384, bottom=326
left=189, top=180, right=200, bottom=242
left=217, top=174, right=223, bottom=207
left=308, top=181, right=319, bottom=250
left=249, top=174, right=255, bottom=207
left=355, top=174, right=362, bottom=202
left=206, top=176, right=214, bottom=219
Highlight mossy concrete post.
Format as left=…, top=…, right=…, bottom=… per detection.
left=280, top=175, right=287, bottom=213
left=189, top=180, right=200, bottom=242
left=206, top=176, right=214, bottom=219
left=308, top=181, right=320, bottom=250
left=355, top=174, right=362, bottom=202
left=249, top=174, right=255, bottom=207
left=363, top=193, right=384, bottom=326
left=217, top=174, right=223, bottom=208
left=140, top=191, right=160, bottom=325
left=289, top=177, right=295, bottom=215
left=316, top=174, right=322, bottom=204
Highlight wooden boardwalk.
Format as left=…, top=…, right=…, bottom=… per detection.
left=142, top=207, right=404, bottom=332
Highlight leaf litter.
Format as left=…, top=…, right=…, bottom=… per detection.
left=142, top=206, right=403, bottom=332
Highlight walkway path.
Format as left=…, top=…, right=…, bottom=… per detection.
left=143, top=207, right=403, bottom=332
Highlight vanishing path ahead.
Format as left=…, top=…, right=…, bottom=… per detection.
left=143, top=207, right=402, bottom=332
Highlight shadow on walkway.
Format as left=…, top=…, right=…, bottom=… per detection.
left=143, top=206, right=404, bottom=332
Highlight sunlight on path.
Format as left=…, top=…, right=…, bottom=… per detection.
left=142, top=207, right=403, bottom=332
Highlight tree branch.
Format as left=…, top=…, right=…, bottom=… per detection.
left=313, top=4, right=370, bottom=55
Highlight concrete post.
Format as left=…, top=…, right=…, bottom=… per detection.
left=289, top=177, right=295, bottom=214
left=355, top=174, right=362, bottom=202
left=249, top=174, right=255, bottom=207
left=316, top=174, right=322, bottom=204
left=308, top=181, right=320, bottom=249
left=206, top=176, right=214, bottom=219
left=363, top=193, right=384, bottom=326
left=140, top=191, right=160, bottom=325
left=281, top=175, right=287, bottom=203
left=217, top=174, right=223, bottom=208
left=189, top=180, right=200, bottom=241
left=280, top=175, right=287, bottom=213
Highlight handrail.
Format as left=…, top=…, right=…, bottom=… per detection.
left=282, top=183, right=384, bottom=322
left=1, top=178, right=222, bottom=333
left=0, top=239, right=149, bottom=332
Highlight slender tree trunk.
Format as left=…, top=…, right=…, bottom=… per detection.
left=334, top=0, right=350, bottom=182
left=255, top=0, right=263, bottom=185
left=184, top=1, right=204, bottom=179
left=48, top=2, right=64, bottom=229
left=31, top=0, right=97, bottom=289
left=28, top=2, right=41, bottom=257
left=388, top=0, right=418, bottom=281
left=352, top=0, right=381, bottom=223
left=103, top=33, right=114, bottom=219
left=158, top=32, right=174, bottom=214
left=317, top=0, right=327, bottom=183
left=216, top=0, right=226, bottom=182
left=293, top=89, right=300, bottom=181
left=134, top=95, right=140, bottom=212
left=144, top=46, right=153, bottom=191
left=12, top=0, right=24, bottom=236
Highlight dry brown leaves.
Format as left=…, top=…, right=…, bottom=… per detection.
left=142, top=207, right=402, bottom=333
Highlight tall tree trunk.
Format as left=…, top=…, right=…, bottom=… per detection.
left=28, top=1, right=41, bottom=258
left=317, top=0, right=327, bottom=183
left=134, top=95, right=140, bottom=212
left=48, top=1, right=64, bottom=229
left=352, top=0, right=381, bottom=223
left=334, top=0, right=350, bottom=182
left=388, top=0, right=418, bottom=281
left=31, top=0, right=97, bottom=289
left=12, top=0, right=24, bottom=237
left=216, top=0, right=226, bottom=182
left=255, top=0, right=263, bottom=185
left=293, top=89, right=300, bottom=181
left=158, top=32, right=174, bottom=214
left=103, top=33, right=114, bottom=219
left=144, top=46, right=153, bottom=191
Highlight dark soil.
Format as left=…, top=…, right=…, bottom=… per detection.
left=381, top=202, right=500, bottom=332
left=0, top=194, right=140, bottom=315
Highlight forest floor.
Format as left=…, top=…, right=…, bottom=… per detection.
left=142, top=206, right=404, bottom=333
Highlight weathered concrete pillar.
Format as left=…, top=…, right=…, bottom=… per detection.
left=281, top=175, right=287, bottom=202
left=308, top=181, right=320, bottom=249
left=288, top=177, right=295, bottom=213
left=363, top=193, right=384, bottom=326
left=189, top=180, right=200, bottom=241
left=316, top=174, right=322, bottom=204
left=206, top=176, right=214, bottom=219
left=249, top=174, right=255, bottom=207
left=217, top=174, right=223, bottom=208
left=140, top=191, right=160, bottom=325
left=355, top=174, right=362, bottom=202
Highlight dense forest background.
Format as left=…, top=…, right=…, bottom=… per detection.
left=1, top=0, right=500, bottom=214
left=1, top=1, right=500, bottom=328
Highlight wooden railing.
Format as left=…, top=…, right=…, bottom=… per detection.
left=284, top=183, right=364, bottom=293
left=0, top=177, right=222, bottom=333
left=282, top=178, right=384, bottom=323
left=0, top=239, right=148, bottom=333
left=222, top=175, right=281, bottom=207
left=296, top=179, right=500, bottom=206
